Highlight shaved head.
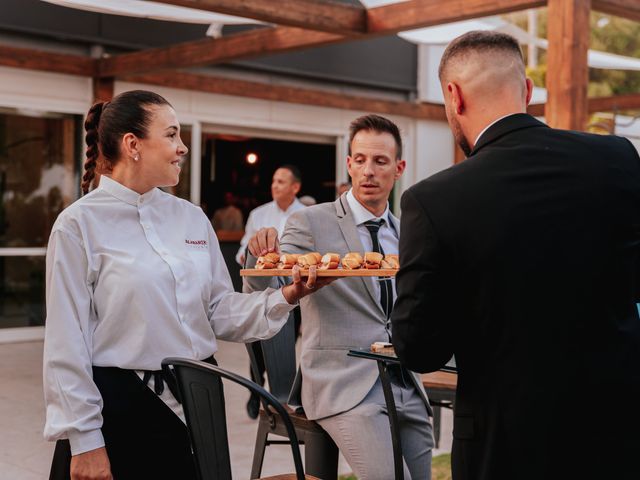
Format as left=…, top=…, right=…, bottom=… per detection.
left=439, top=31, right=525, bottom=81
left=439, top=31, right=527, bottom=102
left=438, top=31, right=532, bottom=156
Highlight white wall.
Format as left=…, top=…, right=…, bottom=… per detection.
left=0, top=66, right=91, bottom=114
left=413, top=120, right=455, bottom=182
left=417, top=44, right=447, bottom=104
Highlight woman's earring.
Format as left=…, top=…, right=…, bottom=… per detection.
left=134, top=154, right=139, bottom=161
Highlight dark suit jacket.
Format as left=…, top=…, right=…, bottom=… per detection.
left=392, top=114, right=640, bottom=480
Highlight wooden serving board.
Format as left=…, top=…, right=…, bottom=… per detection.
left=240, top=268, right=398, bottom=277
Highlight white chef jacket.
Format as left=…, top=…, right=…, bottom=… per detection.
left=235, top=198, right=305, bottom=265
left=43, top=175, right=295, bottom=456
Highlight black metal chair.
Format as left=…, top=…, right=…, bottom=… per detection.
left=246, top=312, right=338, bottom=480
left=161, top=357, right=318, bottom=480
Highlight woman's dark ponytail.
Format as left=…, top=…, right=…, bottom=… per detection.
left=82, top=101, right=105, bottom=195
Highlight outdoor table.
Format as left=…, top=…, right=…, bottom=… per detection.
left=347, top=348, right=457, bottom=480
left=421, top=370, right=457, bottom=448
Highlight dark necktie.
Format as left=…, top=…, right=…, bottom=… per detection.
left=364, top=220, right=393, bottom=322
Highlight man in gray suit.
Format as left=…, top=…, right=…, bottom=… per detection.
left=245, top=115, right=434, bottom=479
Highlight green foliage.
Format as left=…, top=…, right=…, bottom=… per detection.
left=590, top=13, right=640, bottom=96
left=432, top=453, right=453, bottom=480
left=504, top=9, right=640, bottom=97
left=526, top=64, right=546, bottom=88
left=338, top=453, right=452, bottom=480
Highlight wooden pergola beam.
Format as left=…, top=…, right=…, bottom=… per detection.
left=98, top=27, right=341, bottom=78
left=153, top=0, right=545, bottom=36
left=93, top=77, right=114, bottom=103
left=545, top=0, right=591, bottom=130
left=525, top=93, right=640, bottom=118
left=592, top=0, right=640, bottom=22
left=0, top=45, right=96, bottom=76
left=367, top=0, right=546, bottom=34
left=152, top=0, right=366, bottom=35
left=99, top=0, right=548, bottom=78
left=123, top=71, right=447, bottom=121
left=587, top=93, right=640, bottom=113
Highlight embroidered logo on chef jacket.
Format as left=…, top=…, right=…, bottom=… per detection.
left=185, top=239, right=208, bottom=250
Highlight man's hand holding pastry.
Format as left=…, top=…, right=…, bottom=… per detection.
left=248, top=227, right=280, bottom=258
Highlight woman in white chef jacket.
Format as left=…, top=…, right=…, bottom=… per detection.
left=44, top=90, right=327, bottom=480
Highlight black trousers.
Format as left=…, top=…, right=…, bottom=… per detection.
left=49, top=366, right=197, bottom=480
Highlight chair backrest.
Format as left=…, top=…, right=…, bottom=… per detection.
left=162, top=357, right=306, bottom=480
left=247, top=310, right=298, bottom=403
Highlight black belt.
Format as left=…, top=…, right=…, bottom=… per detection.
left=142, top=355, right=216, bottom=403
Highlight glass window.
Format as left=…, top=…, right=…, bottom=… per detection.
left=0, top=108, right=82, bottom=329
left=0, top=255, right=45, bottom=328
left=0, top=110, right=82, bottom=248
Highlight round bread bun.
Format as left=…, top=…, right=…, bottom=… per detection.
left=381, top=254, right=399, bottom=269
left=341, top=252, right=364, bottom=269
left=298, top=252, right=322, bottom=268
left=364, top=252, right=383, bottom=269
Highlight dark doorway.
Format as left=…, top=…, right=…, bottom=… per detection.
left=201, top=135, right=336, bottom=222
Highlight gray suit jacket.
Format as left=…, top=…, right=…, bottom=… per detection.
left=245, top=194, right=431, bottom=420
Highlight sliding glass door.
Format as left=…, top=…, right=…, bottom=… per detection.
left=0, top=108, right=82, bottom=329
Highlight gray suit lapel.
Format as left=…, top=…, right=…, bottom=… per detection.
left=388, top=211, right=400, bottom=238
left=335, top=195, right=385, bottom=317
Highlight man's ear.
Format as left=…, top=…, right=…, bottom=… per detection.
left=395, top=159, right=406, bottom=179
left=525, top=77, right=534, bottom=106
left=448, top=82, right=464, bottom=115
left=293, top=182, right=301, bottom=195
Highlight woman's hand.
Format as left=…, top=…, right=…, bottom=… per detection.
left=281, top=265, right=336, bottom=304
left=70, top=447, right=112, bottom=480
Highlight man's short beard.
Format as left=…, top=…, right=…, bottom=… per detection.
left=451, top=115, right=472, bottom=157
left=457, top=135, right=472, bottom=158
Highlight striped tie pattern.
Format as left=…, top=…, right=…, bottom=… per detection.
left=364, top=219, right=393, bottom=322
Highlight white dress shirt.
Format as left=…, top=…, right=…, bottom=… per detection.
left=236, top=198, right=305, bottom=265
left=43, top=176, right=295, bottom=455
left=346, top=189, right=398, bottom=303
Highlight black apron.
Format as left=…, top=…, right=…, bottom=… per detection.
left=49, top=357, right=216, bottom=480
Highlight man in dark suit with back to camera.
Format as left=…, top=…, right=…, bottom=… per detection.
left=391, top=30, right=640, bottom=480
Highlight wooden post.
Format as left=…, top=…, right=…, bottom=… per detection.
left=545, top=0, right=591, bottom=131
left=92, top=77, right=114, bottom=103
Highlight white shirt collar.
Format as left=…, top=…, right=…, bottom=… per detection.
left=276, top=197, right=303, bottom=214
left=98, top=175, right=158, bottom=206
left=346, top=189, right=391, bottom=226
left=474, top=113, right=519, bottom=147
